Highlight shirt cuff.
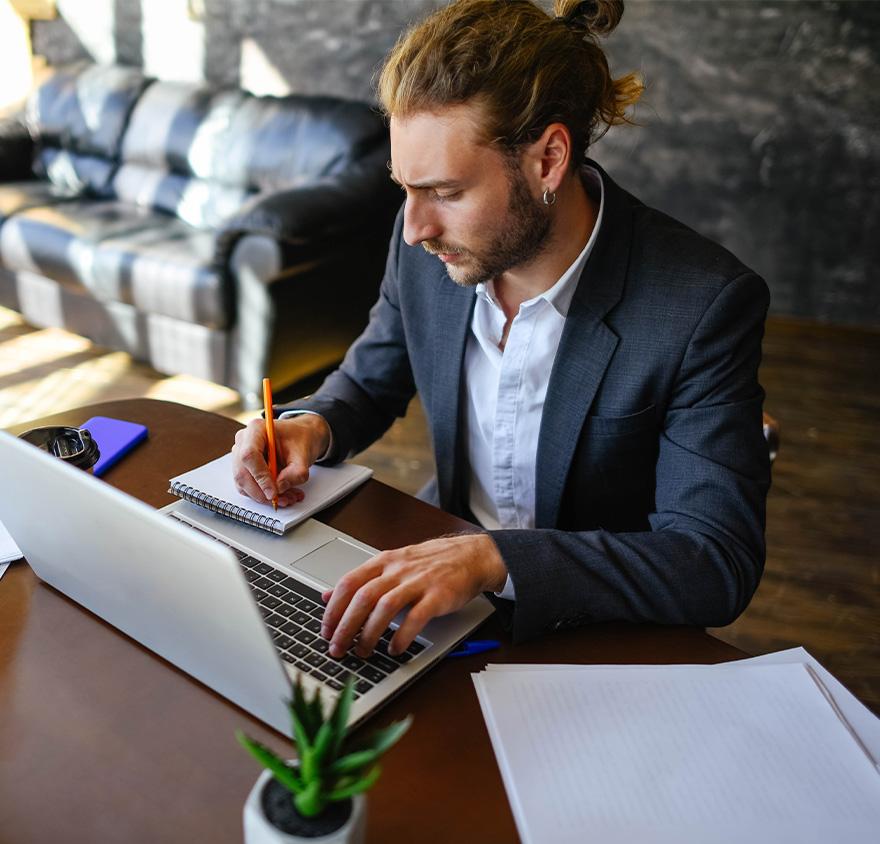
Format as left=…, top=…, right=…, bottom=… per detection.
left=494, top=573, right=516, bottom=601
left=277, top=410, right=334, bottom=463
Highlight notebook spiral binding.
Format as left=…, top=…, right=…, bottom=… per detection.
left=169, top=483, right=284, bottom=535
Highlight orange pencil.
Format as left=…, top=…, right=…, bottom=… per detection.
left=262, top=377, right=278, bottom=511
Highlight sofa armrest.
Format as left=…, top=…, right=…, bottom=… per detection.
left=0, top=114, right=35, bottom=183
left=214, top=144, right=400, bottom=266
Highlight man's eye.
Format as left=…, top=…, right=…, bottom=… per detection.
left=434, top=191, right=460, bottom=202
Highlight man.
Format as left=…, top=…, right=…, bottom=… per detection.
left=232, top=0, right=770, bottom=662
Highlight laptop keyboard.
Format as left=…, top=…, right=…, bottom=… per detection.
left=172, top=518, right=427, bottom=699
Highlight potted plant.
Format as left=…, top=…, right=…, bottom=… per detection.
left=238, top=675, right=412, bottom=843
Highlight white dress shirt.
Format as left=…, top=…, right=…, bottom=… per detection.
left=465, top=166, right=605, bottom=599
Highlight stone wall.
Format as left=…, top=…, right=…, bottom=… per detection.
left=31, top=0, right=880, bottom=326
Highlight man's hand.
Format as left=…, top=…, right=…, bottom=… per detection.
left=320, top=533, right=508, bottom=658
left=231, top=415, right=330, bottom=508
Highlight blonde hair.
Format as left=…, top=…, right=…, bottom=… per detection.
left=377, top=0, right=643, bottom=167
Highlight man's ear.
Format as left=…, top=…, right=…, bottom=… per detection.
left=523, top=122, right=572, bottom=193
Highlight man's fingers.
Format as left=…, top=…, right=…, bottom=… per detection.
left=321, top=561, right=384, bottom=640
left=354, top=584, right=415, bottom=657
left=388, top=599, right=435, bottom=656
left=326, top=574, right=394, bottom=658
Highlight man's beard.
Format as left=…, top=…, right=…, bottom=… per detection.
left=422, top=163, right=552, bottom=287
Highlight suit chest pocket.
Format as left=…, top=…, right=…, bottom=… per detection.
left=584, top=405, right=659, bottom=491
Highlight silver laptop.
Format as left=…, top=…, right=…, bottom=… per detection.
left=0, top=430, right=492, bottom=735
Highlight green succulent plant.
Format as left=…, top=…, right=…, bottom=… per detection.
left=237, top=675, right=412, bottom=819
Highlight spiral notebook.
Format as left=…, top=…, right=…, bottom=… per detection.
left=168, top=452, right=372, bottom=535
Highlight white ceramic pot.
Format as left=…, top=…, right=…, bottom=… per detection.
left=243, top=770, right=367, bottom=844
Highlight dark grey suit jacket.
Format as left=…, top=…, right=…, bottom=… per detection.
left=284, top=161, right=771, bottom=643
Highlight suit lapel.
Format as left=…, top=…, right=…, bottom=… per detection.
left=535, top=162, right=633, bottom=528
left=431, top=275, right=475, bottom=514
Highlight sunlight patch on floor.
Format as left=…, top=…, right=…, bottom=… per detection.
left=144, top=374, right=249, bottom=421
left=0, top=326, right=92, bottom=377
left=0, top=305, right=248, bottom=428
left=0, top=350, right=132, bottom=428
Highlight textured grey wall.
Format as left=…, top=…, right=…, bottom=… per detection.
left=31, top=0, right=880, bottom=326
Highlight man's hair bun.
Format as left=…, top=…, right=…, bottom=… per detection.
left=556, top=0, right=624, bottom=38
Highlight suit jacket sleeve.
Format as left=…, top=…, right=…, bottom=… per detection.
left=489, top=272, right=771, bottom=643
left=277, top=210, right=417, bottom=462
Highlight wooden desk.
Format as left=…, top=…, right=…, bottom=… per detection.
left=0, top=399, right=747, bottom=843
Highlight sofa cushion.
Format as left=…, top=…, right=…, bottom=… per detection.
left=26, top=62, right=150, bottom=192
left=111, top=79, right=389, bottom=226
left=121, top=81, right=386, bottom=189
left=0, top=201, right=228, bottom=328
left=112, top=163, right=251, bottom=230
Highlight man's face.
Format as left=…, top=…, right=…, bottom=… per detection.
left=389, top=104, right=551, bottom=287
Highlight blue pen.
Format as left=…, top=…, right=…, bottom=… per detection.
left=446, top=639, right=501, bottom=658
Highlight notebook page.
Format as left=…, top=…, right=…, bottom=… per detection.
left=169, top=452, right=372, bottom=532
left=474, top=663, right=880, bottom=844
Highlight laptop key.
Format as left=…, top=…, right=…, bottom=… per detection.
left=295, top=598, right=319, bottom=613
left=244, top=569, right=261, bottom=583
left=367, top=653, right=398, bottom=674
left=291, top=611, right=311, bottom=626
left=312, top=639, right=330, bottom=654
left=311, top=670, right=328, bottom=683
left=254, top=576, right=274, bottom=590
left=266, top=569, right=286, bottom=583
left=275, top=634, right=295, bottom=650
left=280, top=576, right=321, bottom=600
left=322, top=662, right=343, bottom=677
left=275, top=604, right=295, bottom=618
left=355, top=679, right=373, bottom=695
left=258, top=606, right=273, bottom=619
left=304, top=618, right=322, bottom=634
left=268, top=584, right=290, bottom=599
left=342, top=655, right=364, bottom=671
left=281, top=653, right=296, bottom=664
left=294, top=630, right=317, bottom=645
left=357, top=665, right=386, bottom=684
left=255, top=563, right=273, bottom=575
left=305, top=652, right=325, bottom=668
left=326, top=678, right=344, bottom=691
left=264, top=614, right=286, bottom=630
left=407, top=640, right=426, bottom=655
left=260, top=595, right=282, bottom=610
left=251, top=587, right=267, bottom=601
left=308, top=605, right=325, bottom=619
left=288, top=643, right=310, bottom=658
left=295, top=660, right=313, bottom=674
left=281, top=621, right=301, bottom=637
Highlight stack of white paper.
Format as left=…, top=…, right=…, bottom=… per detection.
left=0, top=517, right=23, bottom=581
left=473, top=649, right=880, bottom=844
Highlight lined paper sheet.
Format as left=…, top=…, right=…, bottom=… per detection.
left=487, top=647, right=880, bottom=764
left=474, top=663, right=880, bottom=844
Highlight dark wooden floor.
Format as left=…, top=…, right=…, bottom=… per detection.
left=354, top=316, right=880, bottom=713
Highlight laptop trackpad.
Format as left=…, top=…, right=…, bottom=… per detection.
left=291, top=538, right=374, bottom=588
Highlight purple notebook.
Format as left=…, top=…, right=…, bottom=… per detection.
left=82, top=416, right=148, bottom=476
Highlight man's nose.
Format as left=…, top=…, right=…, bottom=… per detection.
left=402, top=196, right=441, bottom=246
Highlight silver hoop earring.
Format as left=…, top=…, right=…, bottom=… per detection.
left=543, top=188, right=557, bottom=207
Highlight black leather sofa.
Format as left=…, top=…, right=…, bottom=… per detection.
left=0, top=62, right=400, bottom=406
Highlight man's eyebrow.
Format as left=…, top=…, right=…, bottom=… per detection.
left=388, top=171, right=461, bottom=190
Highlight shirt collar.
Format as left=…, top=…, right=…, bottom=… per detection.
left=475, top=165, right=605, bottom=318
